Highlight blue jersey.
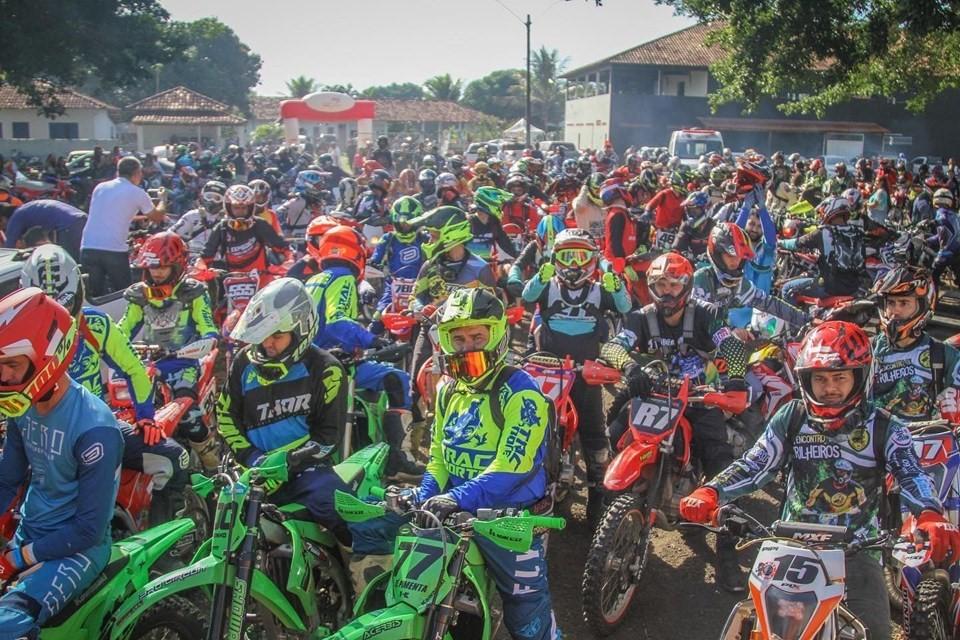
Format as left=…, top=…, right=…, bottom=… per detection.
left=306, top=266, right=377, bottom=351
left=370, top=232, right=425, bottom=280
left=0, top=381, right=122, bottom=562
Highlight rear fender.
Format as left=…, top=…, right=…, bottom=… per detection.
left=604, top=441, right=658, bottom=492
left=116, top=517, right=196, bottom=571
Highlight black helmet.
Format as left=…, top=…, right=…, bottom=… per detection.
left=418, top=168, right=437, bottom=192
left=369, top=169, right=392, bottom=193
left=318, top=153, right=334, bottom=169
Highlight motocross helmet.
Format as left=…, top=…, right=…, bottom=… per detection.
left=389, top=196, right=423, bottom=242
left=600, top=181, right=633, bottom=207
left=933, top=188, right=955, bottom=209
left=436, top=172, right=459, bottom=196
left=873, top=266, right=936, bottom=345
left=795, top=321, right=873, bottom=430
left=338, top=177, right=359, bottom=210
left=200, top=180, right=227, bottom=215
left=552, top=229, right=598, bottom=288
left=537, top=214, right=566, bottom=254
left=231, top=277, right=318, bottom=383
left=225, top=184, right=257, bottom=230
left=473, top=161, right=489, bottom=176
left=707, top=222, right=755, bottom=287
left=842, top=187, right=863, bottom=211
left=313, top=224, right=366, bottom=274
left=563, top=158, right=579, bottom=177
left=647, top=252, right=694, bottom=315
left=682, top=190, right=711, bottom=222
left=833, top=459, right=853, bottom=486
left=295, top=170, right=326, bottom=203
left=369, top=169, right=392, bottom=194
left=318, top=153, right=334, bottom=170
left=21, top=244, right=84, bottom=317
left=133, top=232, right=189, bottom=300
left=586, top=172, right=605, bottom=206
left=709, top=166, right=727, bottom=187
left=437, top=287, right=508, bottom=386
left=817, top=196, right=851, bottom=225
left=638, top=168, right=659, bottom=193
left=506, top=174, right=530, bottom=196
left=409, top=206, right=472, bottom=259
left=669, top=171, right=688, bottom=196
left=418, top=169, right=437, bottom=194
left=305, top=215, right=341, bottom=261
left=421, top=155, right=437, bottom=170
left=248, top=178, right=272, bottom=210
left=473, top=186, right=511, bottom=220
left=0, top=288, right=79, bottom=417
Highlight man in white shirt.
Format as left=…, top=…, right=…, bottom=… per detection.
left=80, top=157, right=166, bottom=297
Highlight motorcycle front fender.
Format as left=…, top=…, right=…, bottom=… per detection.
left=604, top=441, right=658, bottom=492
left=327, top=603, right=422, bottom=640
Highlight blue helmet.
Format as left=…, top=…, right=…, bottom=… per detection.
left=536, top=214, right=566, bottom=254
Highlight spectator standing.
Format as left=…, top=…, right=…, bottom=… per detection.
left=3, top=199, right=87, bottom=259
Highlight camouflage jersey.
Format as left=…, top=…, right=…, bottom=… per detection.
left=417, top=368, right=551, bottom=513
left=119, top=279, right=218, bottom=352
left=411, top=252, right=496, bottom=312
left=872, top=334, right=960, bottom=422
left=709, top=400, right=940, bottom=540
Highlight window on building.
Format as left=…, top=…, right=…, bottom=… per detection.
left=11, top=122, right=29, bottom=139
left=0, top=123, right=3, bottom=139
left=48, top=122, right=79, bottom=139
left=676, top=82, right=685, bottom=97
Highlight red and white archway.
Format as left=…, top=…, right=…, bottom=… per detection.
left=279, top=92, right=375, bottom=144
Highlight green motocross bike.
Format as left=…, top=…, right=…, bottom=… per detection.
left=329, top=488, right=565, bottom=640
left=108, top=440, right=389, bottom=640
left=4, top=519, right=204, bottom=639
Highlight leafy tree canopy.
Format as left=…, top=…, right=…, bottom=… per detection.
left=360, top=82, right=424, bottom=100
left=462, top=69, right=526, bottom=122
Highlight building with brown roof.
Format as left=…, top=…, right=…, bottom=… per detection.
left=126, top=86, right=246, bottom=151
left=0, top=85, right=119, bottom=155
left=561, top=22, right=955, bottom=159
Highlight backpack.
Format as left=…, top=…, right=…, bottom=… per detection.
left=826, top=226, right=865, bottom=274
left=436, top=365, right=562, bottom=490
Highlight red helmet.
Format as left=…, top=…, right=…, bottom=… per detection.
left=0, top=288, right=79, bottom=417
left=707, top=222, right=755, bottom=287
left=363, top=159, right=384, bottom=174
left=646, top=252, right=694, bottom=314
left=795, top=321, right=873, bottom=430
left=305, top=215, right=341, bottom=261
left=134, top=231, right=189, bottom=299
left=873, top=266, right=936, bottom=345
left=809, top=159, right=823, bottom=172
left=315, top=225, right=366, bottom=273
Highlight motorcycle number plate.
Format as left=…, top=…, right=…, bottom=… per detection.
left=655, top=232, right=676, bottom=250
left=391, top=279, right=415, bottom=305
left=629, top=396, right=680, bottom=433
left=226, top=281, right=258, bottom=301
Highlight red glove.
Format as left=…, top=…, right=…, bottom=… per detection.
left=0, top=551, right=20, bottom=581
left=916, top=510, right=960, bottom=565
left=679, top=486, right=720, bottom=524
left=137, top=419, right=163, bottom=447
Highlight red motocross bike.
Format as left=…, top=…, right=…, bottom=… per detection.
left=580, top=361, right=749, bottom=635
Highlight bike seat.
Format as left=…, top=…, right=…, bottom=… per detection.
left=44, top=550, right=131, bottom=627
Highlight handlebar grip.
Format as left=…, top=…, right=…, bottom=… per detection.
left=525, top=516, right=566, bottom=530
left=370, top=486, right=386, bottom=499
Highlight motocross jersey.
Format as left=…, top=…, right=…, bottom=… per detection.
left=218, top=345, right=347, bottom=466
left=355, top=191, right=388, bottom=226
left=672, top=216, right=714, bottom=260
left=779, top=224, right=865, bottom=295
left=603, top=205, right=641, bottom=273
left=523, top=278, right=630, bottom=360
left=692, top=267, right=809, bottom=329
left=171, top=208, right=221, bottom=253
left=286, top=257, right=321, bottom=282
left=502, top=198, right=541, bottom=234
left=412, top=252, right=496, bottom=310
left=257, top=207, right=283, bottom=235
left=929, top=207, right=960, bottom=256
left=546, top=176, right=581, bottom=204
left=276, top=196, right=322, bottom=237
left=201, top=218, right=288, bottom=272
left=370, top=232, right=426, bottom=279
left=872, top=334, right=960, bottom=421
left=572, top=188, right=605, bottom=244
left=417, top=369, right=551, bottom=512
left=0, top=380, right=122, bottom=561
left=305, top=265, right=377, bottom=352
left=645, top=187, right=684, bottom=229
left=72, top=307, right=155, bottom=420
left=119, top=278, right=218, bottom=352
left=466, top=214, right=517, bottom=260
left=709, top=402, right=941, bottom=539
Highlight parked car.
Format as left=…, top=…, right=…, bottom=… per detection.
left=465, top=142, right=500, bottom=164
left=912, top=155, right=945, bottom=174
left=669, top=128, right=724, bottom=167
left=498, top=141, right=527, bottom=165
left=537, top=140, right=579, bottom=158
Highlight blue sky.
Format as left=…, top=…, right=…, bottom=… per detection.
left=162, top=0, right=695, bottom=95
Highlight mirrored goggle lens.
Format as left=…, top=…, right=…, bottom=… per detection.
left=227, top=218, right=254, bottom=231
left=202, top=193, right=224, bottom=204
left=554, top=249, right=593, bottom=267
left=445, top=350, right=495, bottom=379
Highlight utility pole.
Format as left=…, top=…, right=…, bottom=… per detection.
left=525, top=13, right=532, bottom=147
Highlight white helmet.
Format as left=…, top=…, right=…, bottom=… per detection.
left=21, top=245, right=83, bottom=315
left=231, top=277, right=318, bottom=381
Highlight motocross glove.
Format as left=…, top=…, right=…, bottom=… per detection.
left=601, top=271, right=622, bottom=293
left=422, top=494, right=459, bottom=525
left=137, top=418, right=164, bottom=447
left=537, top=262, right=555, bottom=283
left=679, top=486, right=720, bottom=524
left=916, top=510, right=960, bottom=565
left=175, top=337, right=218, bottom=360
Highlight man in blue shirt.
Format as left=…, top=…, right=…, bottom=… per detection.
left=2, top=199, right=87, bottom=260
left=0, top=288, right=122, bottom=639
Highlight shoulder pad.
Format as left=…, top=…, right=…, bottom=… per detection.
left=175, top=279, right=207, bottom=302
left=124, top=282, right=149, bottom=305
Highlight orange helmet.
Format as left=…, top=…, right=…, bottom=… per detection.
left=0, top=288, right=79, bottom=417
left=314, top=225, right=366, bottom=273
left=305, top=215, right=341, bottom=261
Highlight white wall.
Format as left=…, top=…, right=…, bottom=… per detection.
left=138, top=124, right=224, bottom=151
left=564, top=93, right=611, bottom=151
left=0, top=107, right=113, bottom=140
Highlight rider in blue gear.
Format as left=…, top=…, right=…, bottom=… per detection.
left=369, top=196, right=427, bottom=335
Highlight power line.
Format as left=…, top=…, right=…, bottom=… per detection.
left=490, top=0, right=525, bottom=24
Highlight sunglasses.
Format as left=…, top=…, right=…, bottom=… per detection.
left=554, top=248, right=594, bottom=267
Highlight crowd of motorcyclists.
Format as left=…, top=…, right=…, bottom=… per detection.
left=3, top=130, right=960, bottom=640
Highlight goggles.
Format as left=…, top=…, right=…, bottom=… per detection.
left=202, top=192, right=224, bottom=205
left=443, top=350, right=496, bottom=380
left=227, top=217, right=255, bottom=231
left=554, top=248, right=595, bottom=267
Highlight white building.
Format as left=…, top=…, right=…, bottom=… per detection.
left=0, top=85, right=118, bottom=155
left=127, top=86, right=247, bottom=151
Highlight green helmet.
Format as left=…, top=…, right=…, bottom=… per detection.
left=513, top=159, right=529, bottom=175
left=231, top=277, right=318, bottom=383
left=709, top=166, right=727, bottom=186
left=472, top=186, right=512, bottom=220
left=409, top=205, right=472, bottom=259
left=437, top=287, right=508, bottom=385
left=390, top=196, right=423, bottom=242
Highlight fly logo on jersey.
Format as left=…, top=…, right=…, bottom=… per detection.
left=256, top=394, right=311, bottom=422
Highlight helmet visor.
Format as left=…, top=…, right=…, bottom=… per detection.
left=443, top=349, right=497, bottom=380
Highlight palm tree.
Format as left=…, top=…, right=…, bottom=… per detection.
left=285, top=75, right=318, bottom=98
left=423, top=74, right=463, bottom=101
left=529, top=47, right=569, bottom=130
left=322, top=83, right=359, bottom=97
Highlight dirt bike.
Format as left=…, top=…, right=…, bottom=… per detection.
left=110, top=441, right=389, bottom=639
left=520, top=352, right=622, bottom=503
left=329, top=488, right=565, bottom=640
left=880, top=418, right=960, bottom=639
left=580, top=361, right=749, bottom=635
left=690, top=505, right=895, bottom=640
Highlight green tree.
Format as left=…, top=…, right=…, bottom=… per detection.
left=360, top=83, right=425, bottom=100
left=251, top=123, right=284, bottom=144
left=322, top=84, right=359, bottom=97
left=528, top=46, right=569, bottom=130
left=655, top=0, right=960, bottom=115
left=462, top=70, right=526, bottom=121
left=285, top=76, right=318, bottom=98
left=423, top=74, right=463, bottom=101
left=0, top=0, right=176, bottom=116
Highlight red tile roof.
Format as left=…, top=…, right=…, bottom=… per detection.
left=126, top=86, right=245, bottom=126
left=0, top=84, right=116, bottom=110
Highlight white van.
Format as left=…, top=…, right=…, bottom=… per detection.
left=668, top=129, right=724, bottom=167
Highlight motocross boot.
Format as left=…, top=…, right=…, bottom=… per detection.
left=384, top=409, right=425, bottom=480
left=585, top=448, right=610, bottom=530
left=716, top=534, right=746, bottom=593
left=189, top=434, right=222, bottom=472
